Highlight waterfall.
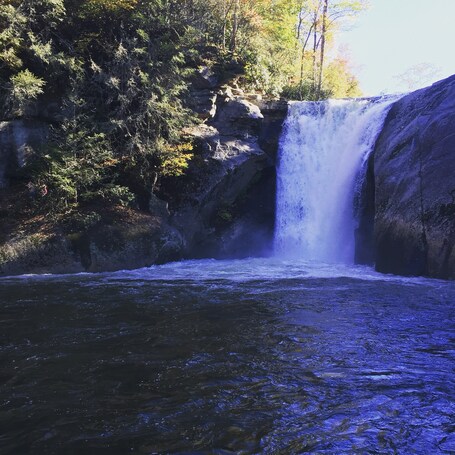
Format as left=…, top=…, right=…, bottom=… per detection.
left=274, top=97, right=397, bottom=263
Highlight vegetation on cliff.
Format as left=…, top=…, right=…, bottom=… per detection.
left=0, top=0, right=366, bottom=225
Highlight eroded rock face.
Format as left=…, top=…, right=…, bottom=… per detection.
left=213, top=98, right=263, bottom=137
left=0, top=213, right=184, bottom=276
left=0, top=93, right=288, bottom=275
left=172, top=98, right=287, bottom=259
left=372, top=75, right=455, bottom=279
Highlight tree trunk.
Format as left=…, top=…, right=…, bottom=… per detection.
left=229, top=0, right=239, bottom=52
left=222, top=0, right=226, bottom=50
left=317, top=0, right=329, bottom=99
left=299, top=24, right=314, bottom=96
left=312, top=11, right=318, bottom=98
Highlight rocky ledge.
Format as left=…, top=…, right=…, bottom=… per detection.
left=357, top=75, right=455, bottom=279
left=0, top=92, right=288, bottom=276
left=172, top=94, right=288, bottom=259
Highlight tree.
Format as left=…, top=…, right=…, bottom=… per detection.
left=295, top=0, right=368, bottom=99
left=0, top=0, right=368, bottom=219
left=317, top=0, right=329, bottom=98
left=395, top=63, right=442, bottom=92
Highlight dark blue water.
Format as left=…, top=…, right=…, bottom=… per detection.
left=1, top=259, right=455, bottom=454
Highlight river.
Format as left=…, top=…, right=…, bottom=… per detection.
left=1, top=258, right=455, bottom=454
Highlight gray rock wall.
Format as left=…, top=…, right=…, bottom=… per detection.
left=371, top=75, right=455, bottom=279
left=0, top=93, right=288, bottom=275
left=173, top=96, right=287, bottom=259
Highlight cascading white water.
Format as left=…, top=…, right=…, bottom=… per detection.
left=274, top=97, right=397, bottom=263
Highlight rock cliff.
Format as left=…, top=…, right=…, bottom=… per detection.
left=171, top=96, right=288, bottom=259
left=7, top=72, right=455, bottom=280
left=365, top=75, right=455, bottom=279
left=0, top=92, right=288, bottom=275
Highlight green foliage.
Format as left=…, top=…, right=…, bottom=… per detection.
left=8, top=69, right=45, bottom=115
left=0, top=0, right=367, bottom=220
left=240, top=0, right=301, bottom=94
left=0, top=0, right=198, bottom=216
left=281, top=81, right=331, bottom=101
left=64, top=211, right=102, bottom=231
left=324, top=58, right=363, bottom=98
left=282, top=57, right=362, bottom=100
left=28, top=122, right=134, bottom=214
left=159, top=143, right=194, bottom=177
left=0, top=3, right=26, bottom=69
left=83, top=0, right=138, bottom=13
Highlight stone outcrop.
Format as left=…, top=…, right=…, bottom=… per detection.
left=0, top=211, right=184, bottom=276
left=173, top=96, right=288, bottom=259
left=370, top=75, right=455, bottom=279
left=0, top=91, right=288, bottom=276
left=187, top=66, right=219, bottom=120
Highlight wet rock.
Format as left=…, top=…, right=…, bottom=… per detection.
left=372, top=75, right=455, bottom=279
left=256, top=99, right=289, bottom=157
left=172, top=97, right=287, bottom=259
left=213, top=98, right=264, bottom=138
left=84, top=220, right=184, bottom=272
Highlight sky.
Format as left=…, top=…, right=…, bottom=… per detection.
left=336, top=0, right=455, bottom=96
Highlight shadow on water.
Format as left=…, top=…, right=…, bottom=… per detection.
left=1, top=260, right=455, bottom=454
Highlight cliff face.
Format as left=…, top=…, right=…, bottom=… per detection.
left=367, top=75, right=455, bottom=279
left=6, top=72, right=455, bottom=280
left=0, top=92, right=288, bottom=276
left=173, top=96, right=287, bottom=259
left=0, top=120, right=48, bottom=188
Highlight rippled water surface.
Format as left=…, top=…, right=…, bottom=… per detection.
left=1, top=259, right=455, bottom=454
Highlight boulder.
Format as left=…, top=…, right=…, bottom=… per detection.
left=171, top=97, right=287, bottom=259
left=213, top=98, right=264, bottom=137
left=172, top=126, right=273, bottom=258
left=372, top=75, right=455, bottom=279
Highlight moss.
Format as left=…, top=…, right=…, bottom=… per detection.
left=213, top=202, right=236, bottom=229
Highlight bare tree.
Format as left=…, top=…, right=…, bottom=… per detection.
left=297, top=0, right=367, bottom=99
left=229, top=0, right=239, bottom=52
left=317, top=0, right=328, bottom=98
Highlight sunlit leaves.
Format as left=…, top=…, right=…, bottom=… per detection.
left=8, top=69, right=46, bottom=115
left=81, top=0, right=138, bottom=17
left=0, top=4, right=26, bottom=69
left=160, top=143, right=194, bottom=177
